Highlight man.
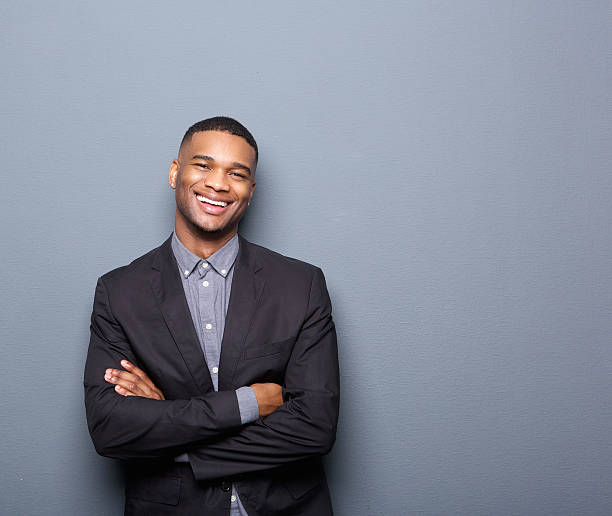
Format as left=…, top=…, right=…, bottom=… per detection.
left=83, top=116, right=340, bottom=515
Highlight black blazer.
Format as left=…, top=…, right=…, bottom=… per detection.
left=83, top=233, right=340, bottom=515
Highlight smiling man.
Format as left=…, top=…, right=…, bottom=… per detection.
left=83, top=116, right=340, bottom=515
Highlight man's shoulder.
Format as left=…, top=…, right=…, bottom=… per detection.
left=246, top=238, right=322, bottom=278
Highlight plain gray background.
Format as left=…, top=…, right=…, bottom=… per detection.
left=1, top=1, right=611, bottom=515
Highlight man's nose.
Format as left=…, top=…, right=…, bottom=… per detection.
left=203, top=168, right=229, bottom=191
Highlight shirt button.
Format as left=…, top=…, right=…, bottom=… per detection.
left=221, top=269, right=227, bottom=275
left=230, top=495, right=237, bottom=502
left=212, top=366, right=219, bottom=374
left=202, top=280, right=209, bottom=287
left=202, top=262, right=208, bottom=268
left=184, top=270, right=189, bottom=275
left=205, top=323, right=212, bottom=330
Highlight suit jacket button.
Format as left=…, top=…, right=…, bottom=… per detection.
left=220, top=481, right=231, bottom=492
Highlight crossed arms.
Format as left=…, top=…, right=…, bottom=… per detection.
left=104, top=360, right=283, bottom=419
left=83, top=267, right=339, bottom=480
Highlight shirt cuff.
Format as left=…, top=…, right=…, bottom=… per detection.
left=235, top=386, right=259, bottom=424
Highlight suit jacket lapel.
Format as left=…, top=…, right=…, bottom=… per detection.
left=151, top=233, right=214, bottom=394
left=218, top=234, right=265, bottom=391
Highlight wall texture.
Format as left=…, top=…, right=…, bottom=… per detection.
left=1, top=1, right=611, bottom=514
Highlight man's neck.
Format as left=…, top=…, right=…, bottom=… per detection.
left=174, top=219, right=237, bottom=259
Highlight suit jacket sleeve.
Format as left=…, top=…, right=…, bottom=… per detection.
left=83, top=277, right=243, bottom=460
left=187, top=266, right=340, bottom=481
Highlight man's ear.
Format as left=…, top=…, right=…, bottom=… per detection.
left=249, top=180, right=256, bottom=203
left=168, top=159, right=179, bottom=189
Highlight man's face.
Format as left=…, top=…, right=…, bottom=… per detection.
left=169, top=130, right=256, bottom=236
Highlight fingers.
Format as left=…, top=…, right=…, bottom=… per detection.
left=113, top=384, right=138, bottom=397
left=120, top=360, right=156, bottom=389
left=105, top=369, right=147, bottom=396
left=104, top=368, right=164, bottom=400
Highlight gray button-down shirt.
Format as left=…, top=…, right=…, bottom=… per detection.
left=171, top=230, right=258, bottom=515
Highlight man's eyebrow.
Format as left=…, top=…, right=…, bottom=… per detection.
left=191, top=154, right=251, bottom=176
left=191, top=154, right=215, bottom=162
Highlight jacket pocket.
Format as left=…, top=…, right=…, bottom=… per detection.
left=244, top=337, right=294, bottom=360
left=282, top=468, right=322, bottom=499
left=126, top=474, right=182, bottom=506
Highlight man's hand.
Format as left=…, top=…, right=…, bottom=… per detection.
left=250, top=383, right=283, bottom=417
left=104, top=360, right=166, bottom=400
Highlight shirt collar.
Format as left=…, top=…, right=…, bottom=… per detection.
left=171, top=230, right=239, bottom=279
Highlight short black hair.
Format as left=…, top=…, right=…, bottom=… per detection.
left=179, top=116, right=258, bottom=164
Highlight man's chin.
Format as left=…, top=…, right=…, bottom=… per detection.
left=194, top=223, right=227, bottom=234
left=191, top=218, right=236, bottom=236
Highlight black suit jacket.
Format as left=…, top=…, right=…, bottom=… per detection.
left=83, top=232, right=340, bottom=515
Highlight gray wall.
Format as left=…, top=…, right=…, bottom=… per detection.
left=1, top=1, right=611, bottom=515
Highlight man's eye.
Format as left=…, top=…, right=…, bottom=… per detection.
left=231, top=172, right=246, bottom=178
left=195, top=163, right=210, bottom=169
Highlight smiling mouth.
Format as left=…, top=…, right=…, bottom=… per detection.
left=195, top=193, right=231, bottom=208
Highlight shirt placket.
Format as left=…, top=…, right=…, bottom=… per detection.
left=197, top=262, right=220, bottom=391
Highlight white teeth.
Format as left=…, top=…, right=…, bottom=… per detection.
left=196, top=194, right=228, bottom=207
